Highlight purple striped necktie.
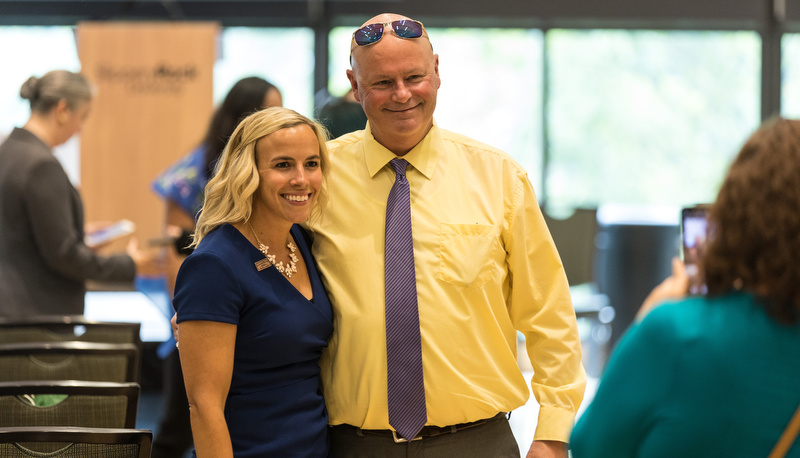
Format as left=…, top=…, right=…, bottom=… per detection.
left=385, top=158, right=427, bottom=441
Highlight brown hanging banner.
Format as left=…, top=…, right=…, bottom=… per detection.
left=76, top=22, right=218, bottom=251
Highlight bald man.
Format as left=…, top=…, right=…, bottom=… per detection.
left=308, top=12, right=586, bottom=458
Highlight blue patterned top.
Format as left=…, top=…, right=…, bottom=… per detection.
left=151, top=146, right=207, bottom=217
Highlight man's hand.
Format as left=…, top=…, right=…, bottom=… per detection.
left=526, top=440, right=568, bottom=458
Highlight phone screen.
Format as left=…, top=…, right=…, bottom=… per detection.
left=85, top=219, right=135, bottom=248
left=681, top=206, right=709, bottom=295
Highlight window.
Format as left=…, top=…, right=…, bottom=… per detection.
left=0, top=26, right=82, bottom=181
left=0, top=26, right=82, bottom=135
left=215, top=27, right=315, bottom=117
left=782, top=33, right=800, bottom=118
left=547, top=30, right=760, bottom=210
left=328, top=27, right=354, bottom=99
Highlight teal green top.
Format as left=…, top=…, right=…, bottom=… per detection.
left=571, top=292, right=800, bottom=457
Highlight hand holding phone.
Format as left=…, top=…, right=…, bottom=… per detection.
left=85, top=219, right=136, bottom=248
left=681, top=205, right=710, bottom=295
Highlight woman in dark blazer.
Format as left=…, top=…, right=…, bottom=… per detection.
left=0, top=70, right=160, bottom=318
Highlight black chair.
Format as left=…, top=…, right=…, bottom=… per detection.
left=0, top=381, right=140, bottom=428
left=0, top=342, right=140, bottom=383
left=0, top=315, right=142, bottom=353
left=593, top=220, right=679, bottom=345
left=542, top=207, right=599, bottom=288
left=0, top=426, right=152, bottom=457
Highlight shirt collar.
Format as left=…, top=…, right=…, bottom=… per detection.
left=363, top=119, right=441, bottom=180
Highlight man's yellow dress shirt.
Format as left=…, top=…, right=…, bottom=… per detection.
left=309, top=121, right=586, bottom=442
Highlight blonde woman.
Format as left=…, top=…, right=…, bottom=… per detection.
left=150, top=76, right=282, bottom=458
left=173, top=107, right=332, bottom=457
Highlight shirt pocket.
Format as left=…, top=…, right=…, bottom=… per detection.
left=437, top=223, right=498, bottom=288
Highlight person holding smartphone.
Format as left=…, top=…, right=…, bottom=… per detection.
left=571, top=117, right=800, bottom=457
left=0, top=70, right=163, bottom=319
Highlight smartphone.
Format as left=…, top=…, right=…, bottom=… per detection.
left=681, top=205, right=710, bottom=295
left=85, top=219, right=136, bottom=248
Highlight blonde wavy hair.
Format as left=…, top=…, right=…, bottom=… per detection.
left=192, top=106, right=329, bottom=247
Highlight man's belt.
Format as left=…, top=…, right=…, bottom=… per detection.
left=331, top=412, right=508, bottom=443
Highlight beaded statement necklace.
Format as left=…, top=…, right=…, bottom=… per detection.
left=246, top=221, right=298, bottom=278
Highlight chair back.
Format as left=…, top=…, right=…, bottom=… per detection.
left=0, top=315, right=141, bottom=352
left=542, top=207, right=599, bottom=286
left=0, top=342, right=140, bottom=383
left=0, top=381, right=139, bottom=428
left=0, top=426, right=152, bottom=457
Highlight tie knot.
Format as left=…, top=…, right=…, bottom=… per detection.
left=390, top=158, right=409, bottom=177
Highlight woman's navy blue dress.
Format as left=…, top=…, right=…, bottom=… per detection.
left=173, top=223, right=333, bottom=457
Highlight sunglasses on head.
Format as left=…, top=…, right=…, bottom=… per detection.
left=352, top=19, right=425, bottom=46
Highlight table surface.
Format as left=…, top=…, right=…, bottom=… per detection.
left=84, top=291, right=172, bottom=342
